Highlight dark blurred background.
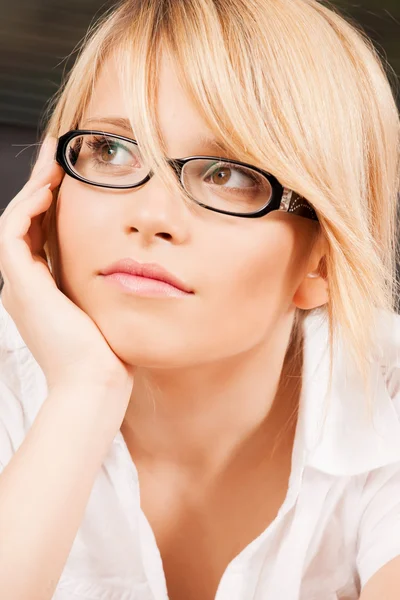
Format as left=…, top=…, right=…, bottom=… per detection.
left=1, top=0, right=399, bottom=207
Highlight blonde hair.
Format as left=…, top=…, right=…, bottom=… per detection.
left=40, top=0, right=399, bottom=399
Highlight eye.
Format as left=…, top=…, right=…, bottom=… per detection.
left=99, top=142, right=119, bottom=162
left=87, top=136, right=136, bottom=167
left=203, top=162, right=263, bottom=189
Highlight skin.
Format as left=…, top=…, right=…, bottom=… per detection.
left=55, top=50, right=329, bottom=598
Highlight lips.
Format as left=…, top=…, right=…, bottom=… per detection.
left=99, top=258, right=193, bottom=294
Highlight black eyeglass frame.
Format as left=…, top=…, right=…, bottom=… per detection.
left=56, top=129, right=318, bottom=221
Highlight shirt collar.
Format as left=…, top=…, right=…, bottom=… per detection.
left=299, top=308, right=400, bottom=476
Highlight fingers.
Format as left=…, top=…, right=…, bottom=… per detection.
left=0, top=184, right=53, bottom=278
left=2, top=140, right=63, bottom=220
left=31, top=135, right=57, bottom=179
left=1, top=135, right=58, bottom=215
left=0, top=134, right=63, bottom=293
left=21, top=159, right=63, bottom=199
left=21, top=136, right=62, bottom=197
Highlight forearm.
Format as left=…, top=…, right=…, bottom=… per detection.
left=0, top=383, right=123, bottom=600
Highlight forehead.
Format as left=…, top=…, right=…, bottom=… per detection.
left=81, top=52, right=226, bottom=156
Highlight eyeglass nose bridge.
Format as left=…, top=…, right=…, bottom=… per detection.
left=144, top=157, right=195, bottom=193
left=149, top=156, right=191, bottom=175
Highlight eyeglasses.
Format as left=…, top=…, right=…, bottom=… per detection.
left=56, top=130, right=318, bottom=221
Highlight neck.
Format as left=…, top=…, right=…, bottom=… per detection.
left=121, top=313, right=302, bottom=479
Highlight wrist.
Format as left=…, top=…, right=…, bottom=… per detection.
left=46, top=366, right=134, bottom=396
left=46, top=379, right=132, bottom=431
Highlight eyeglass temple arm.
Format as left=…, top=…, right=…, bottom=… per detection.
left=280, top=188, right=318, bottom=221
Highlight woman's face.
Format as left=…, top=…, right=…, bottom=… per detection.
left=55, top=52, right=325, bottom=369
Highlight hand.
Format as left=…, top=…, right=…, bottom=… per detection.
left=0, top=136, right=135, bottom=406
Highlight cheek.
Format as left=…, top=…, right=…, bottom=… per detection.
left=57, top=179, right=112, bottom=242
left=207, top=219, right=299, bottom=309
left=194, top=217, right=302, bottom=348
left=55, top=180, right=112, bottom=299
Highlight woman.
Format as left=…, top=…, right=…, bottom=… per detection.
left=0, top=0, right=399, bottom=598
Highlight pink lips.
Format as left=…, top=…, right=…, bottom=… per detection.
left=99, top=258, right=193, bottom=297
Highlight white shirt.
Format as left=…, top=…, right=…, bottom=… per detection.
left=1, top=299, right=400, bottom=600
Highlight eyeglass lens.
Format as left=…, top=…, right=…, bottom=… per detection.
left=66, top=133, right=273, bottom=214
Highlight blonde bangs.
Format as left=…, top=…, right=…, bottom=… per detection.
left=41, top=0, right=399, bottom=399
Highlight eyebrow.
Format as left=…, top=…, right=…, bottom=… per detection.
left=83, top=117, right=134, bottom=132
left=81, top=116, right=231, bottom=155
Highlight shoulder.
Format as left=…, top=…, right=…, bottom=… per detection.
left=300, top=309, right=400, bottom=595
left=0, top=298, right=47, bottom=471
left=373, top=309, right=400, bottom=399
left=356, top=454, right=400, bottom=597
left=350, top=310, right=400, bottom=595
left=301, top=308, right=400, bottom=476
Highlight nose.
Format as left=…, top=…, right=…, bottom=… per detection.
left=122, top=171, right=191, bottom=246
